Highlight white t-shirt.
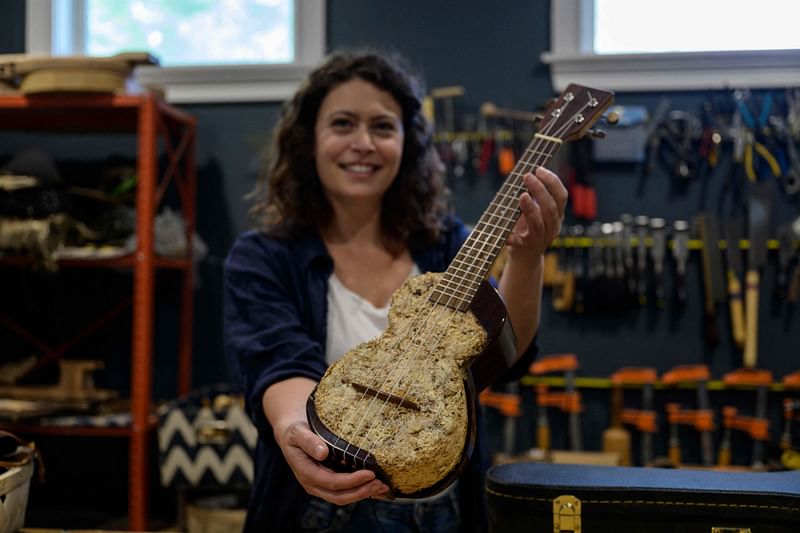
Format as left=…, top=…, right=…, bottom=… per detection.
left=325, top=264, right=420, bottom=365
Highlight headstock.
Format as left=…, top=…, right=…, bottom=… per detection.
left=539, top=84, right=615, bottom=143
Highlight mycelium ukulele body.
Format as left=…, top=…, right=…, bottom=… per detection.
left=307, top=84, right=614, bottom=498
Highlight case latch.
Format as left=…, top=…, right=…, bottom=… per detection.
left=553, top=494, right=581, bottom=532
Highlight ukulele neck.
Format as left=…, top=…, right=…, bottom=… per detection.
left=430, top=134, right=562, bottom=311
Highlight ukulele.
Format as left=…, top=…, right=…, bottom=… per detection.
left=307, top=84, right=614, bottom=498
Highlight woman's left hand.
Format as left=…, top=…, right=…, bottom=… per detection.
left=506, top=167, right=567, bottom=262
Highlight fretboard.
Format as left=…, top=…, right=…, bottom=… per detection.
left=430, top=134, right=562, bottom=311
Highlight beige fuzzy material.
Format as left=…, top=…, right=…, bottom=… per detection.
left=314, top=272, right=487, bottom=495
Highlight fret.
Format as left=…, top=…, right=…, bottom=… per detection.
left=429, top=291, right=469, bottom=311
left=451, top=247, right=501, bottom=272
left=429, top=84, right=614, bottom=312
left=430, top=278, right=477, bottom=299
left=476, top=212, right=518, bottom=230
left=520, top=148, right=553, bottom=159
left=447, top=260, right=493, bottom=281
left=456, top=240, right=504, bottom=262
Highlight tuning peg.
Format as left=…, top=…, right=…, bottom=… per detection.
left=604, top=111, right=620, bottom=126
left=588, top=128, right=607, bottom=140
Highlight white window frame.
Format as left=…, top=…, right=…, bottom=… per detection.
left=25, top=0, right=326, bottom=103
left=543, top=0, right=800, bottom=92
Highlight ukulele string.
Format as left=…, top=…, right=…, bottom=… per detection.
left=338, top=95, right=594, bottom=468
left=369, top=109, right=579, bottom=423
left=346, top=103, right=581, bottom=464
left=362, top=100, right=594, bottom=438
left=348, top=109, right=573, bottom=457
left=327, top=306, right=443, bottom=450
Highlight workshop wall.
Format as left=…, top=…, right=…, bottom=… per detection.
left=1, top=0, right=798, bottom=467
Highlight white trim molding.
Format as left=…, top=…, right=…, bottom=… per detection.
left=25, top=0, right=326, bottom=103
left=545, top=0, right=800, bottom=92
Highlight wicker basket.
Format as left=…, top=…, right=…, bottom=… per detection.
left=0, top=460, right=34, bottom=533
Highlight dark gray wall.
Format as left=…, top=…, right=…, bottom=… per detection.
left=0, top=1, right=25, bottom=53
left=2, top=1, right=798, bottom=466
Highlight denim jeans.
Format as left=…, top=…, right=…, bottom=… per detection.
left=299, top=488, right=461, bottom=533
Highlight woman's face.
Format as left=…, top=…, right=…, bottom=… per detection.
left=314, top=78, right=404, bottom=207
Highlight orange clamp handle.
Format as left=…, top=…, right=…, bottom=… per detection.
left=530, top=353, right=579, bottom=375
left=479, top=390, right=522, bottom=417
left=621, top=409, right=657, bottom=433
left=611, top=367, right=658, bottom=385
left=783, top=370, right=800, bottom=389
left=536, top=388, right=583, bottom=413
left=666, top=403, right=715, bottom=432
left=722, top=406, right=769, bottom=440
left=662, top=365, right=710, bottom=384
left=723, top=367, right=773, bottom=387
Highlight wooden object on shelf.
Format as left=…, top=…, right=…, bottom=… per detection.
left=0, top=52, right=158, bottom=95
left=0, top=360, right=116, bottom=409
left=0, top=92, right=196, bottom=531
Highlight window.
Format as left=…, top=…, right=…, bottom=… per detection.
left=544, top=0, right=800, bottom=92
left=26, top=0, right=326, bottom=102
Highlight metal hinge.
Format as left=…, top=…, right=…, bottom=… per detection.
left=553, top=494, right=581, bottom=533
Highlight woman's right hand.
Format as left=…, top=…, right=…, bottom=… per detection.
left=276, top=419, right=390, bottom=505
left=265, top=377, right=389, bottom=505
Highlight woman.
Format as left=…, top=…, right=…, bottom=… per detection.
left=224, top=49, right=566, bottom=532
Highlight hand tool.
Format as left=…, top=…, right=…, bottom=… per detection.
left=780, top=371, right=800, bottom=451
left=744, top=182, right=772, bottom=367
left=479, top=385, right=522, bottom=458
left=694, top=214, right=725, bottom=346
left=780, top=398, right=799, bottom=451
left=530, top=354, right=583, bottom=452
left=609, top=367, right=658, bottom=466
left=634, top=215, right=650, bottom=305
left=665, top=403, right=714, bottom=468
left=570, top=225, right=587, bottom=314
left=776, top=224, right=795, bottom=299
left=603, top=375, right=632, bottom=466
left=723, top=368, right=773, bottom=469
left=717, top=406, right=734, bottom=467
left=649, top=217, right=667, bottom=309
left=662, top=365, right=714, bottom=466
left=671, top=219, right=690, bottom=305
left=430, top=86, right=465, bottom=171
left=620, top=213, right=636, bottom=295
left=719, top=407, right=769, bottom=468
left=724, top=218, right=746, bottom=348
left=551, top=235, right=576, bottom=312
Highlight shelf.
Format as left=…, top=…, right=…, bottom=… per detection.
left=0, top=254, right=193, bottom=270
left=0, top=93, right=195, bottom=132
left=521, top=375, right=791, bottom=392
left=0, top=416, right=159, bottom=437
left=0, top=91, right=196, bottom=531
left=550, top=237, right=794, bottom=250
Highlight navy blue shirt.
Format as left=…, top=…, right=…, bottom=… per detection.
left=223, top=218, right=538, bottom=532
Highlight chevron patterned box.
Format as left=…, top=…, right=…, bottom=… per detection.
left=157, top=384, right=257, bottom=488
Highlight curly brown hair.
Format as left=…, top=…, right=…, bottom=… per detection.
left=249, top=48, right=451, bottom=249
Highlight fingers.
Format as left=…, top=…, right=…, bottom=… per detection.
left=521, top=169, right=564, bottom=240
left=534, top=166, right=568, bottom=218
left=310, top=470, right=389, bottom=505
left=280, top=422, right=389, bottom=505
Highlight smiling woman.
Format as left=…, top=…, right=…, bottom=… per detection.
left=223, top=48, right=567, bottom=532
left=314, top=79, right=405, bottom=208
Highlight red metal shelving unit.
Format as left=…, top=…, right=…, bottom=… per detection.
left=0, top=92, right=196, bottom=530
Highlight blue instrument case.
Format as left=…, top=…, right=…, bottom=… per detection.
left=486, top=462, right=800, bottom=532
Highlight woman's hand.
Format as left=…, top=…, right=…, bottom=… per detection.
left=506, top=166, right=567, bottom=262
left=266, top=378, right=390, bottom=505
